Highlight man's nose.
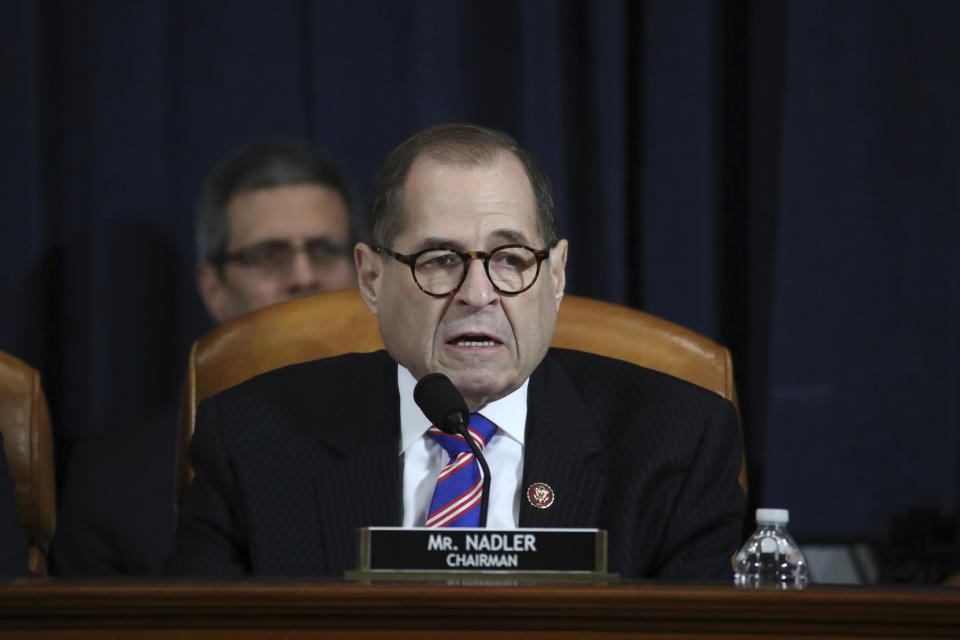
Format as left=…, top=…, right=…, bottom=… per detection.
left=453, top=258, right=497, bottom=306
left=286, top=249, right=319, bottom=291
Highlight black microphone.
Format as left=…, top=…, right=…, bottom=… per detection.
left=413, top=373, right=492, bottom=527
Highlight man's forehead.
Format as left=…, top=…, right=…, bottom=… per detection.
left=405, top=151, right=525, bottom=187
left=226, top=184, right=350, bottom=241
left=397, top=154, right=540, bottom=244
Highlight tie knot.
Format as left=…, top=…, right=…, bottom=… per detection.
left=428, top=413, right=497, bottom=456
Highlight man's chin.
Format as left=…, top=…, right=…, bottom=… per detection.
left=443, top=371, right=517, bottom=411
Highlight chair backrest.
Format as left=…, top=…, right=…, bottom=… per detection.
left=178, top=290, right=744, bottom=494
left=0, top=351, right=56, bottom=575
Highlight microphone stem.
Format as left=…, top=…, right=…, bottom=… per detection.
left=460, top=426, right=491, bottom=527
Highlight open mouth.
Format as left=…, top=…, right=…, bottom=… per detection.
left=448, top=334, right=500, bottom=347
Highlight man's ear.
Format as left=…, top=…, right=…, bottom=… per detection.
left=197, top=262, right=229, bottom=324
left=354, top=242, right=383, bottom=316
left=549, top=239, right=568, bottom=309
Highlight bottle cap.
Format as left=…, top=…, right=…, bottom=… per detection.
left=756, top=508, right=789, bottom=524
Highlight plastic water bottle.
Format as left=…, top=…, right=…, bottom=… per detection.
left=734, top=508, right=808, bottom=589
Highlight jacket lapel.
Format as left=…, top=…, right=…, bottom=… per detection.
left=519, top=351, right=608, bottom=528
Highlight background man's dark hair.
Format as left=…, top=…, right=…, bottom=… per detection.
left=369, top=123, right=558, bottom=248
left=196, top=137, right=356, bottom=266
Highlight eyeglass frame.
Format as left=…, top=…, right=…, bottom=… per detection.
left=372, top=243, right=556, bottom=297
left=214, top=237, right=352, bottom=274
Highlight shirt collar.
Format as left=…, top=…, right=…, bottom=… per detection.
left=398, top=365, right=528, bottom=454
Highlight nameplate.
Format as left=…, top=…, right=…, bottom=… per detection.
left=354, top=527, right=607, bottom=574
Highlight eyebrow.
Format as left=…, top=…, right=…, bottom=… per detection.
left=490, top=228, right=530, bottom=246
left=232, top=235, right=348, bottom=250
left=410, top=229, right=532, bottom=253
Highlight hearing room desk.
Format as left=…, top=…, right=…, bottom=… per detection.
left=1, top=580, right=959, bottom=638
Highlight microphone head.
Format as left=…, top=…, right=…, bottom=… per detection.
left=414, top=373, right=469, bottom=434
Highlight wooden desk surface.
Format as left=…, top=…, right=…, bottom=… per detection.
left=2, top=579, right=959, bottom=639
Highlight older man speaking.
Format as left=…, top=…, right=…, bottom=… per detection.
left=171, top=123, right=745, bottom=580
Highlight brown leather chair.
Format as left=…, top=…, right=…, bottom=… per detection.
left=179, top=290, right=745, bottom=495
left=0, top=351, right=56, bottom=575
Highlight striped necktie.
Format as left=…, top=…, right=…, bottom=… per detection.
left=425, top=413, right=497, bottom=528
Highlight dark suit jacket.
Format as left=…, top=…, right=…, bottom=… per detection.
left=170, top=349, right=745, bottom=580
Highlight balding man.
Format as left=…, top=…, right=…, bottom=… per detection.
left=171, top=124, right=745, bottom=579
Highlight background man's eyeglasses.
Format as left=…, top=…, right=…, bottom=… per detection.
left=216, top=238, right=351, bottom=274
left=373, top=244, right=553, bottom=297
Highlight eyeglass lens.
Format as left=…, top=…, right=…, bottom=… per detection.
left=414, top=247, right=540, bottom=294
left=234, top=238, right=350, bottom=271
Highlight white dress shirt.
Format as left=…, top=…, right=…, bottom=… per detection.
left=398, top=365, right=526, bottom=528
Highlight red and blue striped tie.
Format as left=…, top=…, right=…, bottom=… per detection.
left=425, top=413, right=497, bottom=528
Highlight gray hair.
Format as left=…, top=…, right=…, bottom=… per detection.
left=369, top=123, right=557, bottom=248
left=196, top=138, right=355, bottom=265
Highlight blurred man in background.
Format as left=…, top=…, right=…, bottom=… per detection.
left=53, top=138, right=358, bottom=575
left=196, top=138, right=356, bottom=321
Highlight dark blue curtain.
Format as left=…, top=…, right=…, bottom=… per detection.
left=1, top=0, right=957, bottom=541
